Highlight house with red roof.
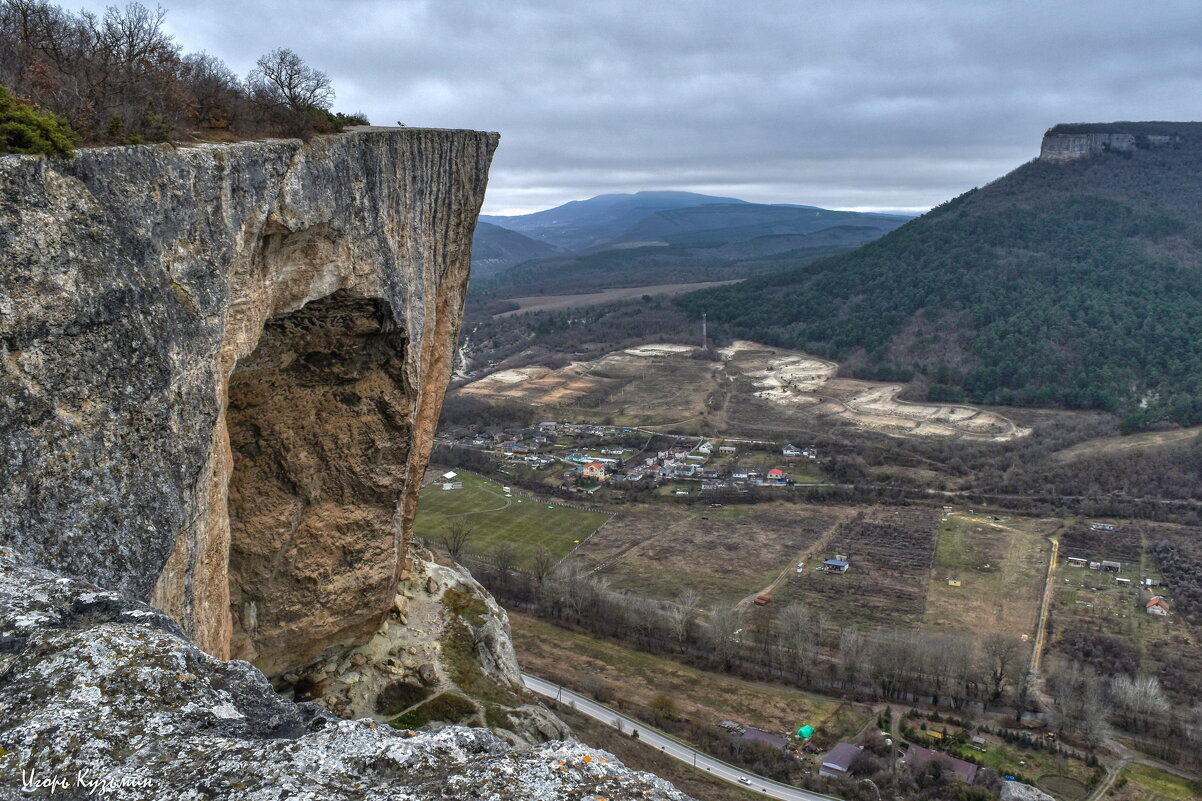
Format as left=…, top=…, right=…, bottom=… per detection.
left=767, top=468, right=785, bottom=482
left=582, top=461, right=608, bottom=481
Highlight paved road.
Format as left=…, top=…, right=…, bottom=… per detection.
left=522, top=673, right=845, bottom=801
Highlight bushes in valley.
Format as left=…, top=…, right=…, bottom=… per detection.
left=1147, top=533, right=1202, bottom=627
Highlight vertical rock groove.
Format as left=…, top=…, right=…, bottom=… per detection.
left=0, top=128, right=498, bottom=665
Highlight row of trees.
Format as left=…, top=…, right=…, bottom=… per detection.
left=446, top=543, right=1202, bottom=763
left=468, top=555, right=1031, bottom=712
left=0, top=0, right=365, bottom=151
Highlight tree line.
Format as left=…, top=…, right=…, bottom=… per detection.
left=0, top=0, right=366, bottom=154
left=450, top=547, right=1202, bottom=767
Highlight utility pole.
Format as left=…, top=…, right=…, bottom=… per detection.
left=701, top=313, right=707, bottom=350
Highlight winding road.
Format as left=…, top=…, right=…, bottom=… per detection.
left=522, top=673, right=846, bottom=801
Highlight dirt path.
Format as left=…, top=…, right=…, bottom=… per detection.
left=495, top=280, right=744, bottom=317
left=1030, top=536, right=1059, bottom=674
left=735, top=516, right=843, bottom=610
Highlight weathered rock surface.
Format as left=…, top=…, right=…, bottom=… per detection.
left=0, top=129, right=495, bottom=672
left=1039, top=130, right=1175, bottom=161
left=276, top=549, right=572, bottom=747
left=0, top=548, right=693, bottom=800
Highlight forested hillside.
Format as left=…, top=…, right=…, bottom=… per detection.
left=680, top=124, right=1202, bottom=429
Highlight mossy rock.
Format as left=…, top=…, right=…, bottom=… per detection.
left=442, top=587, right=488, bottom=625
left=375, top=680, right=433, bottom=717
left=388, top=693, right=478, bottom=730
left=484, top=704, right=515, bottom=730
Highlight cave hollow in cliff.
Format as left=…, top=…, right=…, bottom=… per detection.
left=225, top=289, right=411, bottom=676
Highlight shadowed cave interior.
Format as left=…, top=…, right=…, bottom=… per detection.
left=225, top=290, right=412, bottom=676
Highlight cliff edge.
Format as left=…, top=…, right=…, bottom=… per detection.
left=1, top=128, right=493, bottom=674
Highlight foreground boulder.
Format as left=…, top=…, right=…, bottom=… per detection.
left=0, top=549, right=692, bottom=800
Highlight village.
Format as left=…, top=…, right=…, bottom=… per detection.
left=437, top=417, right=821, bottom=495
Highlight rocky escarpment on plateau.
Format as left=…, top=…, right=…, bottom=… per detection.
left=1038, top=121, right=1186, bottom=161
left=0, top=548, right=692, bottom=800
left=0, top=129, right=492, bottom=674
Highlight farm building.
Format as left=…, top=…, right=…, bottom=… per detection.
left=719, top=445, right=737, bottom=454
left=1091, top=523, right=1116, bottom=531
left=1066, top=557, right=1087, bottom=567
left=740, top=727, right=789, bottom=750
left=901, top=746, right=978, bottom=783
left=1147, top=596, right=1170, bottom=616
left=782, top=444, right=801, bottom=456
left=1101, top=560, right=1122, bottom=573
left=820, top=743, right=863, bottom=778
left=823, top=559, right=850, bottom=573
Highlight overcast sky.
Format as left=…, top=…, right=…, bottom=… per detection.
left=75, top=0, right=1202, bottom=215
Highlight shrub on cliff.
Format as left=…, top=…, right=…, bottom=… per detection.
left=0, top=85, right=79, bottom=156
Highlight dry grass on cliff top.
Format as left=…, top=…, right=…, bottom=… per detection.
left=509, top=612, right=873, bottom=744
left=412, top=471, right=610, bottom=563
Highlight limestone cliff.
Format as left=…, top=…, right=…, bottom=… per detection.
left=0, top=129, right=492, bottom=675
left=0, top=129, right=696, bottom=798
left=1038, top=122, right=1185, bottom=162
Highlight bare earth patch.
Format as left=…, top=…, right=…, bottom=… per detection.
left=1050, top=425, right=1202, bottom=463
left=458, top=339, right=1031, bottom=442
left=495, top=280, right=744, bottom=317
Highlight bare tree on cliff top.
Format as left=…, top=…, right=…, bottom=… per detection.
left=249, top=47, right=333, bottom=112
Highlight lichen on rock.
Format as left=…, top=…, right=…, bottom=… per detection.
left=0, top=549, right=692, bottom=800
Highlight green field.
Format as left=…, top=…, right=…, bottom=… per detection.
left=413, top=471, right=612, bottom=564
left=1111, top=763, right=1198, bottom=801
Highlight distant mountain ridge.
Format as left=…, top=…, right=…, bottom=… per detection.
left=472, top=190, right=911, bottom=298
left=480, top=190, right=751, bottom=251
left=471, top=223, right=564, bottom=278
left=681, top=121, right=1202, bottom=429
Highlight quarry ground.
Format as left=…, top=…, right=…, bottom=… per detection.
left=495, top=280, right=744, bottom=317
left=459, top=340, right=1029, bottom=442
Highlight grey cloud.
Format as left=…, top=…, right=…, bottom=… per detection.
left=75, top=0, right=1202, bottom=213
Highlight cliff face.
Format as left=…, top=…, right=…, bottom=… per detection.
left=0, top=129, right=493, bottom=673
left=1037, top=122, right=1191, bottom=162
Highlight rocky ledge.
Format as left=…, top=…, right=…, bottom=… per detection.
left=0, top=548, right=692, bottom=800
